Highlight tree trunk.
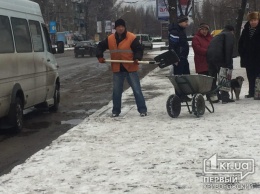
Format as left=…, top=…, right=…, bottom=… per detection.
left=234, top=0, right=247, bottom=56
left=168, top=0, right=178, bottom=24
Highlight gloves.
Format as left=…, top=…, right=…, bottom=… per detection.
left=98, top=58, right=105, bottom=63
left=133, top=59, right=139, bottom=65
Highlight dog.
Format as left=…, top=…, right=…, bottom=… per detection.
left=231, top=76, right=244, bottom=100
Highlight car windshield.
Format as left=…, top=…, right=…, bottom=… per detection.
left=142, top=35, right=149, bottom=41
left=77, top=41, right=95, bottom=46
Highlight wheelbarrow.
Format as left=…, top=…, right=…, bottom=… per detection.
left=104, top=49, right=180, bottom=69
left=166, top=74, right=217, bottom=118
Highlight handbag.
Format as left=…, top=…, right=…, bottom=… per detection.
left=218, top=67, right=232, bottom=92
left=254, top=76, right=260, bottom=100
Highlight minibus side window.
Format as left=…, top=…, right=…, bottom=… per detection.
left=41, top=24, right=52, bottom=53
left=29, top=20, right=44, bottom=52
left=0, top=15, right=14, bottom=53
left=11, top=17, right=32, bottom=53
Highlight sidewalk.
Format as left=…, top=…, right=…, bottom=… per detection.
left=0, top=53, right=259, bottom=194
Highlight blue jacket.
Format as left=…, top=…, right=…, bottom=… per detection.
left=168, top=23, right=189, bottom=61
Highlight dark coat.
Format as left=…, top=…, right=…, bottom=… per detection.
left=238, top=21, right=260, bottom=69
left=192, top=31, right=213, bottom=73
left=206, top=30, right=235, bottom=69
left=168, top=23, right=189, bottom=60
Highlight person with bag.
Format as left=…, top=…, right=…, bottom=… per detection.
left=192, top=23, right=213, bottom=75
left=206, top=25, right=235, bottom=104
left=238, top=12, right=260, bottom=99
left=96, top=19, right=147, bottom=117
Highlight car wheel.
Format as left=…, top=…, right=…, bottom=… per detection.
left=49, top=84, right=60, bottom=112
left=81, top=54, right=84, bottom=57
left=8, top=97, right=23, bottom=133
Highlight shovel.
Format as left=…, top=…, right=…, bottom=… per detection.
left=104, top=49, right=179, bottom=69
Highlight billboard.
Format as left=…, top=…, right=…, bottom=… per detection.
left=157, top=0, right=169, bottom=21
left=178, top=0, right=193, bottom=17
left=156, top=0, right=193, bottom=21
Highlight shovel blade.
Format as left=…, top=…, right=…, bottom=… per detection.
left=154, top=49, right=180, bottom=68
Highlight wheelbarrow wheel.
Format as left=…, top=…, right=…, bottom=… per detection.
left=192, top=94, right=205, bottom=117
left=166, top=95, right=181, bottom=118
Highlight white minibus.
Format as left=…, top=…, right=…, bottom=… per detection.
left=0, top=0, right=63, bottom=132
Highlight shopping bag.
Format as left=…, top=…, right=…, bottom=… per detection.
left=218, top=67, right=232, bottom=92
left=254, top=76, right=260, bottom=100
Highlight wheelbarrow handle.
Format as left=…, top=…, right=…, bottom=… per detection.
left=104, top=59, right=157, bottom=65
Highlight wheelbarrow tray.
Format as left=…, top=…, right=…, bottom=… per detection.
left=167, top=74, right=214, bottom=95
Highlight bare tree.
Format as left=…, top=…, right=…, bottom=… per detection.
left=234, top=0, right=247, bottom=55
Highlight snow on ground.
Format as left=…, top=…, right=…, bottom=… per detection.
left=0, top=50, right=259, bottom=194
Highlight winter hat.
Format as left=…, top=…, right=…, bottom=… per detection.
left=247, top=12, right=260, bottom=21
left=224, top=25, right=235, bottom=32
left=199, top=23, right=210, bottom=30
left=177, top=15, right=188, bottom=23
left=114, top=18, right=126, bottom=28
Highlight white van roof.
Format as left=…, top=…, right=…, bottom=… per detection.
left=0, top=0, right=42, bottom=16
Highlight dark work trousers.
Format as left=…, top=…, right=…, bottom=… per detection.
left=246, top=66, right=260, bottom=96
left=174, top=59, right=190, bottom=75
left=173, top=59, right=190, bottom=97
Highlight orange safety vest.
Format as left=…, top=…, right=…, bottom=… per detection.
left=108, top=32, right=138, bottom=72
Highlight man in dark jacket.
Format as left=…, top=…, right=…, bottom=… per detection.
left=238, top=12, right=260, bottom=98
left=96, top=19, right=147, bottom=117
left=168, top=15, right=190, bottom=75
left=206, top=25, right=235, bottom=104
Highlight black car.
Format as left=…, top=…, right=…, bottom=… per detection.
left=74, top=40, right=97, bottom=58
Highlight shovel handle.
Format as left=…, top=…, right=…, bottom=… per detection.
left=104, top=59, right=157, bottom=65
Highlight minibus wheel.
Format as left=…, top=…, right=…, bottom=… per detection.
left=8, top=97, right=23, bottom=133
left=50, top=84, right=60, bottom=112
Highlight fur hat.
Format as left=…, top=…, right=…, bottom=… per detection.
left=114, top=19, right=126, bottom=28
left=247, top=12, right=260, bottom=21
left=177, top=15, right=188, bottom=23
left=199, top=23, right=210, bottom=30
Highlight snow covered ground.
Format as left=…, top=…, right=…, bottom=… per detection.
left=0, top=49, right=259, bottom=194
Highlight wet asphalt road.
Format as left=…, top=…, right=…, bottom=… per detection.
left=0, top=49, right=158, bottom=176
